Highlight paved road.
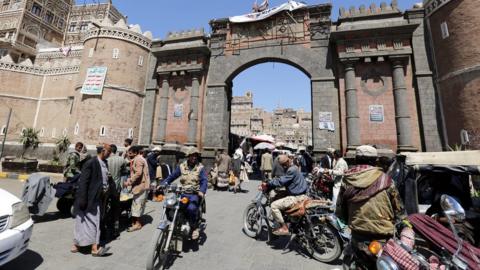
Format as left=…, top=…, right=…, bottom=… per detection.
left=0, top=178, right=341, bottom=270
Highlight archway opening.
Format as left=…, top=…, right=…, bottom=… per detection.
left=228, top=61, right=312, bottom=156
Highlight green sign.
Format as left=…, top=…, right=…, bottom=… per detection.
left=81, top=66, right=108, bottom=95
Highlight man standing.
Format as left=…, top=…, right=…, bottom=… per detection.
left=106, top=144, right=126, bottom=238
left=326, top=150, right=348, bottom=206
left=260, top=150, right=273, bottom=180
left=262, top=155, right=308, bottom=235
left=161, top=147, right=207, bottom=240
left=125, top=146, right=150, bottom=232
left=147, top=147, right=162, bottom=183
left=336, top=145, right=408, bottom=269
left=64, top=142, right=84, bottom=180
left=215, top=149, right=231, bottom=177
left=122, top=138, right=133, bottom=159
left=72, top=144, right=112, bottom=256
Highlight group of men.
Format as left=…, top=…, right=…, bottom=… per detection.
left=64, top=139, right=208, bottom=256
left=260, top=144, right=407, bottom=258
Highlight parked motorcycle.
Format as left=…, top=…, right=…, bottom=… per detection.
left=242, top=188, right=343, bottom=263
left=146, top=185, right=206, bottom=270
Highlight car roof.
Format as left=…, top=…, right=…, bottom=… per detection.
left=400, top=151, right=480, bottom=166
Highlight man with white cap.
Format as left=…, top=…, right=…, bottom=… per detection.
left=161, top=147, right=208, bottom=240
left=336, top=145, right=408, bottom=268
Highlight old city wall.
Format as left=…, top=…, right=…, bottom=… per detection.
left=427, top=0, right=480, bottom=147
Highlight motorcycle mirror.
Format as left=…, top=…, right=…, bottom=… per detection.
left=440, top=195, right=466, bottom=222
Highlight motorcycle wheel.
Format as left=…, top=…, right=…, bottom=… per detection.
left=243, top=203, right=261, bottom=238
left=146, top=229, right=168, bottom=270
left=308, top=223, right=342, bottom=263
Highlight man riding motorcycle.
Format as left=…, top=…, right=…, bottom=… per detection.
left=336, top=145, right=409, bottom=269
left=161, top=147, right=207, bottom=240
left=261, top=154, right=308, bottom=236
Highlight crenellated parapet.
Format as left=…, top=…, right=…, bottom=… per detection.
left=165, top=29, right=205, bottom=42
left=0, top=55, right=80, bottom=75
left=83, top=18, right=153, bottom=50
left=339, top=0, right=400, bottom=20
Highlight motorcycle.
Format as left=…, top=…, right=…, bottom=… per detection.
left=146, top=185, right=206, bottom=270
left=375, top=195, right=479, bottom=270
left=242, top=188, right=343, bottom=263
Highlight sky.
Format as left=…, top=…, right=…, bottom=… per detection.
left=80, top=0, right=419, bottom=111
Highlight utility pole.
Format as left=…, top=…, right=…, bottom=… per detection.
left=0, top=108, right=13, bottom=160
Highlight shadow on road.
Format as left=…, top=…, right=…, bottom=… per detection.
left=31, top=212, right=71, bottom=224
left=1, top=249, right=43, bottom=270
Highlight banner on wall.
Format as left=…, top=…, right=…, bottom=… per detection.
left=369, top=105, right=384, bottom=122
left=229, top=1, right=306, bottom=23
left=174, top=104, right=184, bottom=118
left=80, top=66, right=107, bottom=95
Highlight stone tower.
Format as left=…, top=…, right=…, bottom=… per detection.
left=70, top=18, right=153, bottom=145
left=425, top=0, right=480, bottom=149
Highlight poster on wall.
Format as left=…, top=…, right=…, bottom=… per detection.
left=174, top=104, right=183, bottom=118
left=80, top=66, right=108, bottom=95
left=369, top=105, right=384, bottom=122
left=318, top=111, right=335, bottom=131
left=319, top=121, right=335, bottom=131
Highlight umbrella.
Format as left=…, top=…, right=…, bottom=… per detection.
left=254, top=142, right=275, bottom=150
left=250, top=134, right=275, bottom=143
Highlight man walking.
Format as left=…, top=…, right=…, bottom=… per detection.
left=72, top=144, right=112, bottom=256
left=261, top=150, right=273, bottom=180
left=327, top=150, right=348, bottom=206
left=125, top=146, right=150, bottom=232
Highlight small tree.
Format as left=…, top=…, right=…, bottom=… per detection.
left=55, top=135, right=70, bottom=165
left=19, top=128, right=40, bottom=159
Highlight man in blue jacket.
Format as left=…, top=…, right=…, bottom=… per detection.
left=161, top=147, right=207, bottom=240
left=262, top=154, right=308, bottom=235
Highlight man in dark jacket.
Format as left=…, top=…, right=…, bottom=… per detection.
left=262, top=154, right=308, bottom=235
left=72, top=144, right=112, bottom=256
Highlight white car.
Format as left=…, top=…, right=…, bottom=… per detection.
left=0, top=188, right=34, bottom=267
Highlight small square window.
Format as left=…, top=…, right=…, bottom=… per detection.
left=88, top=48, right=94, bottom=58
left=112, top=48, right=119, bottom=59
left=51, top=128, right=56, bottom=138
left=39, top=128, right=45, bottom=137
left=62, top=128, right=68, bottom=136
left=128, top=128, right=134, bottom=139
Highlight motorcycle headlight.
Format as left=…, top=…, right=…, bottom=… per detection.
left=9, top=202, right=30, bottom=229
left=376, top=255, right=400, bottom=270
left=165, top=196, right=177, bottom=207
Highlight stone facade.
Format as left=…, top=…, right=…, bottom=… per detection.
left=65, top=1, right=124, bottom=46
left=0, top=1, right=453, bottom=160
left=230, top=92, right=312, bottom=146
left=424, top=0, right=480, bottom=149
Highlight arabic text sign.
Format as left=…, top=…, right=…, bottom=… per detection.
left=81, top=67, right=108, bottom=95
left=369, top=105, right=384, bottom=122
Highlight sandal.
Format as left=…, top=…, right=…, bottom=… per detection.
left=70, top=246, right=79, bottom=253
left=127, top=225, right=142, bottom=232
left=91, top=246, right=110, bottom=257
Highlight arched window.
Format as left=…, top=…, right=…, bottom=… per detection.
left=51, top=128, right=56, bottom=138
left=99, top=126, right=107, bottom=137
left=74, top=123, right=80, bottom=135
left=137, top=55, right=144, bottom=66
left=0, top=125, right=6, bottom=135
left=62, top=128, right=68, bottom=136
left=128, top=128, right=134, bottom=139
left=39, top=128, right=45, bottom=137
left=112, top=48, right=119, bottom=59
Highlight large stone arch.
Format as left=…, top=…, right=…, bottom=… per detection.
left=202, top=41, right=340, bottom=158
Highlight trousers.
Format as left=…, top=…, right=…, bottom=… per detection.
left=270, top=194, right=308, bottom=224
left=182, top=194, right=200, bottom=227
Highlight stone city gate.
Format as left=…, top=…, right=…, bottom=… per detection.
left=140, top=4, right=336, bottom=161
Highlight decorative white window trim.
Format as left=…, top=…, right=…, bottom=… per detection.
left=88, top=48, right=94, bottom=58
left=0, top=125, right=6, bottom=135
left=39, top=128, right=45, bottom=137
left=62, top=128, right=68, bottom=136
left=441, top=22, right=449, bottom=39
left=51, top=128, right=56, bottom=138
left=128, top=128, right=134, bottom=139
left=99, top=126, right=107, bottom=137
left=137, top=55, right=144, bottom=66
left=112, top=48, right=120, bottom=59
left=74, top=123, right=80, bottom=135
